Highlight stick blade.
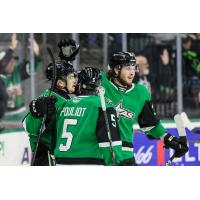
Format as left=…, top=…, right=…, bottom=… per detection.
left=174, top=114, right=187, bottom=137
left=181, top=112, right=195, bottom=131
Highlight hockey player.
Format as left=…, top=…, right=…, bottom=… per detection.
left=98, top=52, right=188, bottom=165
left=23, top=38, right=80, bottom=165
left=54, top=67, right=123, bottom=165
left=23, top=60, right=76, bottom=165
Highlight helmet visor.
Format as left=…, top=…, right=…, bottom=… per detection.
left=121, top=62, right=139, bottom=72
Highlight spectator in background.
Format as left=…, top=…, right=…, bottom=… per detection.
left=0, top=34, right=41, bottom=122
left=155, top=46, right=176, bottom=118
left=182, top=35, right=198, bottom=78
left=88, top=34, right=98, bottom=48
left=108, top=34, right=123, bottom=58
left=0, top=78, right=8, bottom=130
left=134, top=53, right=151, bottom=93
left=182, top=35, right=200, bottom=112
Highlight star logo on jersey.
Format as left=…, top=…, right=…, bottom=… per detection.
left=116, top=100, right=134, bottom=120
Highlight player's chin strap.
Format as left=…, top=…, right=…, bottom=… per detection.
left=165, top=114, right=188, bottom=166
left=30, top=47, right=57, bottom=166
left=56, top=79, right=69, bottom=94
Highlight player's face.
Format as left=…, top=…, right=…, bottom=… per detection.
left=119, top=65, right=136, bottom=85
left=66, top=73, right=76, bottom=93
left=5, top=59, right=16, bottom=74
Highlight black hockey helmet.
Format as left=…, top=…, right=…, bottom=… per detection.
left=77, top=67, right=101, bottom=95
left=46, top=60, right=75, bottom=81
left=109, top=52, right=138, bottom=70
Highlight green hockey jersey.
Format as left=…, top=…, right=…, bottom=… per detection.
left=54, top=95, right=123, bottom=166
left=23, top=89, right=69, bottom=152
left=100, top=70, right=166, bottom=160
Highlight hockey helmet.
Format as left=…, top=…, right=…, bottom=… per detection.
left=109, top=52, right=138, bottom=70
left=46, top=60, right=75, bottom=81
left=77, top=67, right=101, bottom=94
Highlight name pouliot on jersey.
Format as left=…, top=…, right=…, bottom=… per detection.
left=60, top=107, right=87, bottom=117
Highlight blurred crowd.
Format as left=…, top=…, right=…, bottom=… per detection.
left=130, top=33, right=200, bottom=118
left=1, top=33, right=200, bottom=131
left=0, top=34, right=41, bottom=130
left=134, top=44, right=176, bottom=119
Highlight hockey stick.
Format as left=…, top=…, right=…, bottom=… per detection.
left=165, top=114, right=188, bottom=166
left=165, top=154, right=176, bottom=166
left=99, top=86, right=116, bottom=165
left=181, top=112, right=200, bottom=134
left=31, top=47, right=57, bottom=166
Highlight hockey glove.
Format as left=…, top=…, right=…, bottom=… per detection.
left=58, top=39, right=80, bottom=61
left=164, top=133, right=188, bottom=158
left=29, top=96, right=57, bottom=118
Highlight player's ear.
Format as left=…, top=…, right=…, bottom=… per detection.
left=114, top=68, right=119, bottom=77
left=57, top=79, right=65, bottom=89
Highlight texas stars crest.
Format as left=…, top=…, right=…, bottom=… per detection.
left=115, top=100, right=134, bottom=120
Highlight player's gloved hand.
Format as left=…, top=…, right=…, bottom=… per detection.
left=58, top=39, right=80, bottom=61
left=164, top=133, right=188, bottom=158
left=29, top=96, right=57, bottom=118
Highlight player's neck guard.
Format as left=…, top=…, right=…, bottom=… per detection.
left=111, top=78, right=131, bottom=92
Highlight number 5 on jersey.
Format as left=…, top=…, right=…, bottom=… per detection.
left=111, top=114, right=116, bottom=127
left=59, top=119, right=77, bottom=152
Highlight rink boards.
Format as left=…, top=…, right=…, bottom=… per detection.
left=0, top=123, right=200, bottom=166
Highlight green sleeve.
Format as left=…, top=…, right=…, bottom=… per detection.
left=138, top=85, right=166, bottom=138
left=146, top=122, right=166, bottom=139
left=22, top=90, right=52, bottom=151
left=23, top=112, right=55, bottom=152
left=23, top=113, right=43, bottom=151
